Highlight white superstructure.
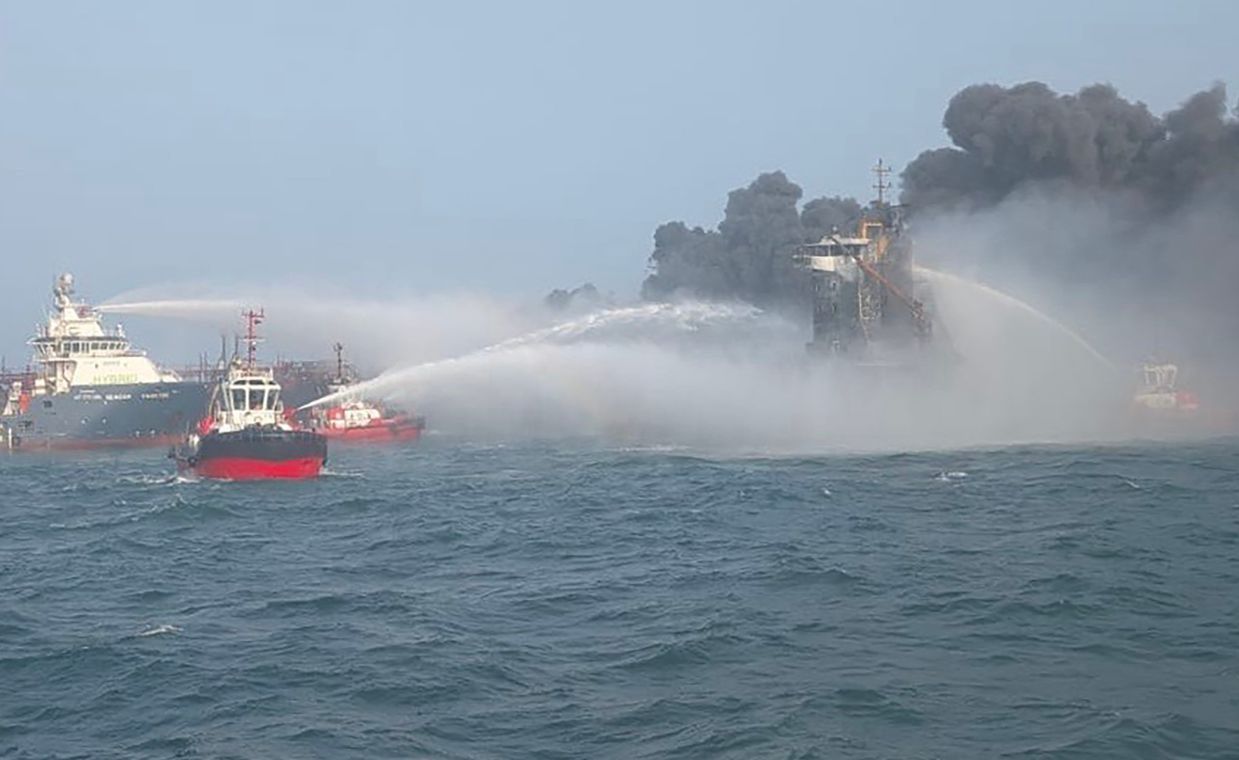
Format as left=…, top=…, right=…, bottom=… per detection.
left=28, top=273, right=181, bottom=394
left=203, top=361, right=289, bottom=433
left=1133, top=362, right=1197, bottom=412
left=197, top=310, right=293, bottom=435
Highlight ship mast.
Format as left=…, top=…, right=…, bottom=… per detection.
left=333, top=342, right=345, bottom=382
left=241, top=308, right=265, bottom=371
left=872, top=159, right=891, bottom=206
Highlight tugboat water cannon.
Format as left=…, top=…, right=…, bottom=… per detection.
left=297, top=342, right=425, bottom=443
left=170, top=309, right=327, bottom=479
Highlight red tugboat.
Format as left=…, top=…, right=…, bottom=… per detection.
left=171, top=310, right=327, bottom=479
left=303, top=343, right=425, bottom=443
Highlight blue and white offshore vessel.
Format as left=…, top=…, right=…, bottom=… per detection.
left=1, top=274, right=208, bottom=450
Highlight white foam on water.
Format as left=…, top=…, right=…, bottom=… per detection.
left=138, top=624, right=182, bottom=637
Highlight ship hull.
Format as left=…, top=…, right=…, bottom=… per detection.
left=191, top=455, right=324, bottom=480
left=177, top=428, right=327, bottom=480
left=320, top=416, right=424, bottom=444
left=2, top=382, right=208, bottom=450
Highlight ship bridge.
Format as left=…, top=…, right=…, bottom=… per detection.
left=27, top=273, right=181, bottom=392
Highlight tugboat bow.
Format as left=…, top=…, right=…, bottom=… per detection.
left=172, top=309, right=327, bottom=480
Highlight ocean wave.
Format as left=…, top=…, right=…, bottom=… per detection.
left=3, top=439, right=1238, bottom=758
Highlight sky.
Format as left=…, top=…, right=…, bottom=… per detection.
left=1, top=0, right=1236, bottom=363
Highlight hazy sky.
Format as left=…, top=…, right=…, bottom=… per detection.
left=1, top=0, right=1236, bottom=362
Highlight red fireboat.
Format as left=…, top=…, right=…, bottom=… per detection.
left=170, top=310, right=327, bottom=479
left=303, top=343, right=425, bottom=444
left=1131, top=362, right=1200, bottom=416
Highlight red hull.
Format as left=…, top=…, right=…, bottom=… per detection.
left=320, top=421, right=422, bottom=444
left=190, top=456, right=323, bottom=480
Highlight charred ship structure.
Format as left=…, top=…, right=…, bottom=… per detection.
left=797, top=162, right=939, bottom=366
left=1, top=274, right=208, bottom=450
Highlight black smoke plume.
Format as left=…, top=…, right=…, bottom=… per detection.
left=901, top=82, right=1239, bottom=370
left=642, top=81, right=1239, bottom=371
left=544, top=282, right=609, bottom=313
left=902, top=81, right=1239, bottom=213
left=641, top=172, right=861, bottom=307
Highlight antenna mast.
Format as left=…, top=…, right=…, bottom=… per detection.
left=241, top=308, right=265, bottom=371
left=333, top=341, right=345, bottom=380
left=873, top=158, right=891, bottom=205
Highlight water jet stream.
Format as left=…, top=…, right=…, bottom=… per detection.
left=915, top=266, right=1114, bottom=369
left=97, top=299, right=244, bottom=320
left=298, top=301, right=762, bottom=410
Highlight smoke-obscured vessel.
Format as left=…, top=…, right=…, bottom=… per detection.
left=171, top=310, right=326, bottom=480
left=1, top=273, right=208, bottom=450
left=797, top=161, right=936, bottom=365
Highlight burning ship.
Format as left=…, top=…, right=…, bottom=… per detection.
left=171, top=310, right=326, bottom=480
left=1, top=274, right=208, bottom=450
left=796, top=161, right=938, bottom=365
left=299, top=343, right=424, bottom=443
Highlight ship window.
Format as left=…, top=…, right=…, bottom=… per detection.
left=248, top=389, right=266, bottom=410
left=231, top=389, right=246, bottom=409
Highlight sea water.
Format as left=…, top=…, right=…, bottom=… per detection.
left=2, top=437, right=1237, bottom=758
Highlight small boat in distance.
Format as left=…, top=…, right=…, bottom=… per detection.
left=1132, top=362, right=1199, bottom=415
left=171, top=310, right=326, bottom=479
left=302, top=342, right=425, bottom=444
